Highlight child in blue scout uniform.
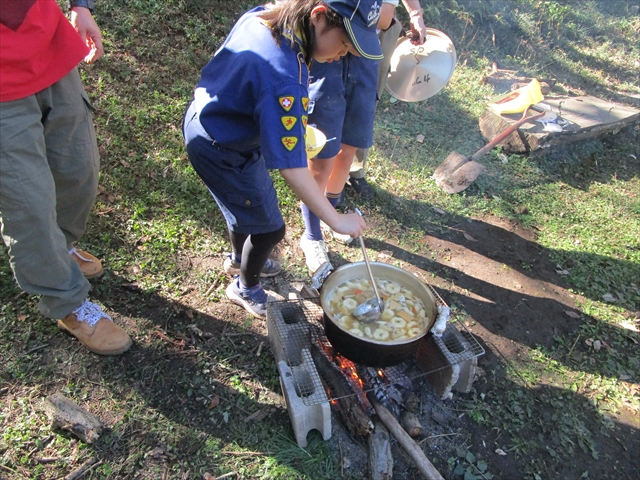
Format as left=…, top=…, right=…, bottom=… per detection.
left=183, top=0, right=381, bottom=318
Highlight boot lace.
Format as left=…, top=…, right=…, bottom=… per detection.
left=73, top=300, right=111, bottom=327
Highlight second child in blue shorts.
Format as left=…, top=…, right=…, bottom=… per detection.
left=183, top=1, right=381, bottom=317
left=300, top=53, right=380, bottom=273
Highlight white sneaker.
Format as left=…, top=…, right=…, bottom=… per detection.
left=320, top=222, right=354, bottom=245
left=300, top=237, right=331, bottom=274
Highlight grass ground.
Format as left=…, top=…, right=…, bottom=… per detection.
left=1, top=1, right=639, bottom=479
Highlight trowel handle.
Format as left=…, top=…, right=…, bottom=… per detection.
left=470, top=106, right=547, bottom=161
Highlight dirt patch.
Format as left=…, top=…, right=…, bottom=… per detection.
left=2, top=209, right=637, bottom=479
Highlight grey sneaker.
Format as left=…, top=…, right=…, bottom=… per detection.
left=223, top=254, right=282, bottom=277
left=300, top=237, right=332, bottom=274
left=320, top=222, right=354, bottom=245
left=225, top=278, right=268, bottom=318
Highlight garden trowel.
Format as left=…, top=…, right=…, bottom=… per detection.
left=433, top=105, right=546, bottom=194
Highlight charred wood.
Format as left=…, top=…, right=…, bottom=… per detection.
left=368, top=418, right=393, bottom=480
left=369, top=395, right=444, bottom=480
left=311, top=343, right=373, bottom=436
left=405, top=392, right=420, bottom=413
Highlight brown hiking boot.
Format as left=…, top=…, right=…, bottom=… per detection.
left=70, top=247, right=104, bottom=279
left=58, top=300, right=132, bottom=355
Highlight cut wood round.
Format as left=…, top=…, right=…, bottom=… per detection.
left=400, top=411, right=424, bottom=438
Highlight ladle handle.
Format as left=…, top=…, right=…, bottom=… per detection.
left=355, top=209, right=383, bottom=306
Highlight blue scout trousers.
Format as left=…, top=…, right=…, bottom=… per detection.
left=0, top=68, right=99, bottom=319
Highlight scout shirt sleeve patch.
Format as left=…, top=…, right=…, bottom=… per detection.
left=301, top=97, right=309, bottom=112
left=281, top=116, right=297, bottom=131
left=281, top=136, right=299, bottom=151
left=279, top=96, right=295, bottom=112
left=256, top=83, right=308, bottom=170
left=302, top=115, right=308, bottom=128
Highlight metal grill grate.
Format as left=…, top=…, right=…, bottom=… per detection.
left=267, top=294, right=484, bottom=407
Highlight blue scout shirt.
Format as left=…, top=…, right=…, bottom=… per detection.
left=190, top=7, right=310, bottom=170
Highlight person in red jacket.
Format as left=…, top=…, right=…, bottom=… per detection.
left=0, top=0, right=132, bottom=355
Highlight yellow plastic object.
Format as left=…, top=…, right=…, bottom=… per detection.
left=487, top=79, right=544, bottom=115
left=305, top=125, right=326, bottom=159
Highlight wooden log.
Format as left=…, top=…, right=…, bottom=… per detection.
left=369, top=398, right=444, bottom=480
left=400, top=411, right=424, bottom=438
left=43, top=393, right=103, bottom=443
left=368, top=418, right=393, bottom=480
left=311, top=344, right=373, bottom=436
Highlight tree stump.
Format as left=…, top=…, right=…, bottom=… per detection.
left=479, top=95, right=640, bottom=153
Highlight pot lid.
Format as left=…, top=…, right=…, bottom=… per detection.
left=385, top=29, right=457, bottom=103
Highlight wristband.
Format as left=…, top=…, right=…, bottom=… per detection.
left=409, top=8, right=423, bottom=17
left=70, top=0, right=95, bottom=14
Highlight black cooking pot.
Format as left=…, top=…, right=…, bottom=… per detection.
left=320, top=262, right=438, bottom=367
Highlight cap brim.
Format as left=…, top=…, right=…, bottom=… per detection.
left=344, top=18, right=383, bottom=60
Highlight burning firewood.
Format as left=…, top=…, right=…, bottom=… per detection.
left=310, top=341, right=373, bottom=436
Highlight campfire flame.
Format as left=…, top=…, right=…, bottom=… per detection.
left=318, top=338, right=371, bottom=408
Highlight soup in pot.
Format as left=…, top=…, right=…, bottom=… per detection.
left=326, top=277, right=428, bottom=342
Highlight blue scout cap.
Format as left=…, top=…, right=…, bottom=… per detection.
left=325, top=0, right=383, bottom=60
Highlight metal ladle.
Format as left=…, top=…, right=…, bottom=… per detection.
left=352, top=209, right=384, bottom=323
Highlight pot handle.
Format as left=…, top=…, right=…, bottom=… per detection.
left=310, top=261, right=334, bottom=291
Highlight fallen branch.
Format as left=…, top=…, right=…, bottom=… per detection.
left=65, top=457, right=100, bottom=480
left=400, top=411, right=424, bottom=438
left=24, top=344, right=49, bottom=355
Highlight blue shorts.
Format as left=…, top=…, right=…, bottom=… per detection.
left=186, top=135, right=285, bottom=235
left=308, top=55, right=379, bottom=159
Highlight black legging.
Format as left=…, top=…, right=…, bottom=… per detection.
left=228, top=224, right=286, bottom=287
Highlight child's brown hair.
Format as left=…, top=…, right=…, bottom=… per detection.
left=260, top=1, right=346, bottom=66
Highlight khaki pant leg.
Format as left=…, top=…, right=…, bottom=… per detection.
left=45, top=68, right=100, bottom=246
left=0, top=69, right=96, bottom=318
left=351, top=20, right=403, bottom=178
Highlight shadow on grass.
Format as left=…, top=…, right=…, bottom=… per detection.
left=0, top=268, right=342, bottom=479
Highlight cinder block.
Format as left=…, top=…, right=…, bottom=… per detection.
left=267, top=302, right=310, bottom=366
left=278, top=357, right=331, bottom=447
left=426, top=324, right=478, bottom=399
left=453, top=356, right=478, bottom=393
